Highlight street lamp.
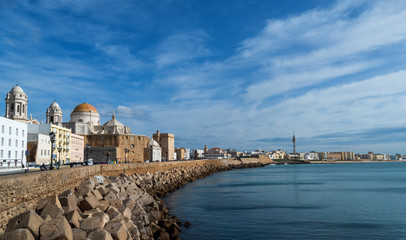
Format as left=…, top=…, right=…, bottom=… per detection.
left=49, top=131, right=56, bottom=170
left=124, top=148, right=129, bottom=163
left=57, top=147, right=62, bottom=169
left=85, top=144, right=91, bottom=165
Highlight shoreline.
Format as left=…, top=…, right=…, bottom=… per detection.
left=0, top=162, right=268, bottom=239
left=309, top=160, right=406, bottom=164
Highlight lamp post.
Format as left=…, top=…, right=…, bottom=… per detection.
left=57, top=147, right=62, bottom=169
left=49, top=131, right=56, bottom=170
left=124, top=148, right=129, bottom=163
left=85, top=144, right=91, bottom=165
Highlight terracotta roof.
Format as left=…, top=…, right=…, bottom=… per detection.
left=72, top=103, right=98, bottom=113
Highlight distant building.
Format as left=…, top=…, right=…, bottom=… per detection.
left=28, top=123, right=71, bottom=164
left=62, top=103, right=101, bottom=135
left=153, top=130, right=175, bottom=161
left=190, top=149, right=204, bottom=159
left=176, top=147, right=190, bottom=160
left=27, top=133, right=51, bottom=165
left=0, top=116, right=27, bottom=168
left=5, top=85, right=28, bottom=122
left=326, top=152, right=355, bottom=161
left=204, top=148, right=231, bottom=159
left=46, top=101, right=63, bottom=126
left=70, top=133, right=84, bottom=163
left=304, top=152, right=320, bottom=160
left=148, top=139, right=161, bottom=162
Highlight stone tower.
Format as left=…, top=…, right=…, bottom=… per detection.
left=5, top=84, right=28, bottom=121
left=292, top=131, right=296, bottom=154
left=46, top=101, right=63, bottom=126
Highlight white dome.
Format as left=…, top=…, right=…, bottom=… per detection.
left=148, top=139, right=160, bottom=148
left=50, top=101, right=60, bottom=109
left=11, top=85, right=25, bottom=94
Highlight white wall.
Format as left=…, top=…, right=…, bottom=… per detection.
left=0, top=117, right=27, bottom=168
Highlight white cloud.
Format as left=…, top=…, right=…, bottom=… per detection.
left=155, top=31, right=212, bottom=67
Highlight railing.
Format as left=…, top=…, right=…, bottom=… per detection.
left=0, top=159, right=24, bottom=168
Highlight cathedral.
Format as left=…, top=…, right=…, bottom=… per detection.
left=3, top=84, right=163, bottom=163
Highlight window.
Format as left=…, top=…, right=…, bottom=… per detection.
left=8, top=139, right=11, bottom=146
left=41, top=149, right=43, bottom=155
left=22, top=150, right=24, bottom=158
left=22, top=130, right=24, bottom=137
left=8, top=151, right=11, bottom=158
left=1, top=125, right=4, bottom=133
left=15, top=151, right=17, bottom=158
left=1, top=137, right=3, bottom=146
left=22, top=140, right=24, bottom=147
left=1, top=150, right=3, bottom=158
left=9, top=127, right=11, bottom=135
left=15, top=140, right=18, bottom=147
left=16, top=128, right=18, bottom=136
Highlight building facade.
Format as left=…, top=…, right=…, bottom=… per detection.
left=152, top=130, right=175, bottom=161
left=28, top=124, right=71, bottom=164
left=204, top=148, right=231, bottom=159
left=70, top=133, right=84, bottom=163
left=85, top=134, right=150, bottom=163
left=148, top=139, right=161, bottom=162
left=0, top=116, right=27, bottom=168
left=27, top=133, right=51, bottom=165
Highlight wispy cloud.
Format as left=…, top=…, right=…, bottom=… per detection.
left=2, top=0, right=406, bottom=153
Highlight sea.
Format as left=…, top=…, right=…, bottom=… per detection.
left=163, top=162, right=406, bottom=240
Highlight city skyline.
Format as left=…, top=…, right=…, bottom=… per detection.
left=2, top=1, right=406, bottom=153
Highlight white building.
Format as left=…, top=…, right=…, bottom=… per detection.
left=304, top=152, right=320, bottom=160
left=148, top=139, right=162, bottom=162
left=183, top=148, right=190, bottom=160
left=204, top=148, right=231, bottom=159
left=190, top=149, right=204, bottom=159
left=0, top=116, right=27, bottom=168
left=46, top=101, right=63, bottom=126
left=28, top=124, right=71, bottom=164
left=5, top=85, right=28, bottom=122
left=27, top=133, right=51, bottom=165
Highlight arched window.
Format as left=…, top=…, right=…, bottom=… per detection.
left=11, top=103, right=14, bottom=112
left=17, top=105, right=20, bottom=113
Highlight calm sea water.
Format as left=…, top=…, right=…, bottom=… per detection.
left=163, top=162, right=406, bottom=240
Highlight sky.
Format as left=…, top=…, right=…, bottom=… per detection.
left=1, top=0, right=406, bottom=154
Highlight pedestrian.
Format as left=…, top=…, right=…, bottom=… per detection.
left=40, top=163, right=47, bottom=171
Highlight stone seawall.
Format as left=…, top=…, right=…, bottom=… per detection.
left=0, top=158, right=272, bottom=235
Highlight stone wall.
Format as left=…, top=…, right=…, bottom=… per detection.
left=0, top=158, right=272, bottom=234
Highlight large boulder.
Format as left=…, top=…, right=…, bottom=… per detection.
left=0, top=229, right=34, bottom=240
left=39, top=216, right=73, bottom=240
left=6, top=210, right=44, bottom=239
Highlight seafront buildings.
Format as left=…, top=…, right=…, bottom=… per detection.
left=0, top=116, right=27, bottom=168
left=0, top=84, right=403, bottom=170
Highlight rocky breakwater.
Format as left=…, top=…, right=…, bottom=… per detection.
left=0, top=162, right=266, bottom=240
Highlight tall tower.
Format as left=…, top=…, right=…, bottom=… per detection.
left=292, top=131, right=296, bottom=154
left=204, top=145, right=208, bottom=153
left=5, top=84, right=28, bottom=121
left=46, top=101, right=63, bottom=126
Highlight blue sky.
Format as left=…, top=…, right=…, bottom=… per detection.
left=1, top=0, right=406, bottom=154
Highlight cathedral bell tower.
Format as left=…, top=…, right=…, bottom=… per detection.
left=5, top=84, right=28, bottom=121
left=46, top=101, right=63, bottom=126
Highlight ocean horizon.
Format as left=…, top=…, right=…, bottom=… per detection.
left=164, top=162, right=406, bottom=239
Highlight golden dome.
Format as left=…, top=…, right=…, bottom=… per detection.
left=72, top=103, right=98, bottom=113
